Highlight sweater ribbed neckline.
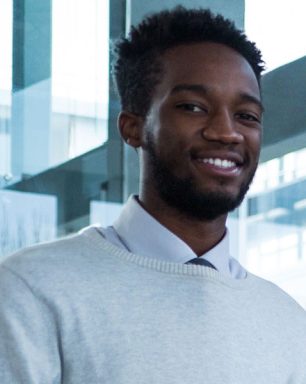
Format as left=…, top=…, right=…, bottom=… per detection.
left=82, top=226, right=261, bottom=290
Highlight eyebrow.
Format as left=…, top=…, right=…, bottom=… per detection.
left=239, top=93, right=265, bottom=113
left=170, top=84, right=265, bottom=113
left=171, top=84, right=209, bottom=97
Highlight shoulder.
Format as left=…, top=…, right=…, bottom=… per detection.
left=1, top=226, right=93, bottom=265
left=248, top=272, right=306, bottom=330
left=0, top=226, right=110, bottom=292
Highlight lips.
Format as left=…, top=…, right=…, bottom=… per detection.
left=191, top=152, right=244, bottom=175
left=200, top=158, right=237, bottom=169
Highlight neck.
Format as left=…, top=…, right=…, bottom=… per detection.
left=137, top=193, right=227, bottom=256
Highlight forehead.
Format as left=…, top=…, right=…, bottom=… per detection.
left=157, top=42, right=260, bottom=99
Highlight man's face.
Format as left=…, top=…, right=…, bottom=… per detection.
left=141, top=42, right=263, bottom=220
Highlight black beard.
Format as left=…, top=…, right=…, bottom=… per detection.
left=145, top=136, right=256, bottom=221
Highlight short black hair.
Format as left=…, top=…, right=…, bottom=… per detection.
left=113, top=6, right=264, bottom=117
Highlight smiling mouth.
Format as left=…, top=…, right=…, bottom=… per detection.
left=194, top=157, right=243, bottom=174
left=201, top=158, right=236, bottom=168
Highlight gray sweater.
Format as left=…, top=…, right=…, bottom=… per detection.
left=0, top=226, right=306, bottom=383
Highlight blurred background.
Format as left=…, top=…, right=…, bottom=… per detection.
left=1, top=0, right=306, bottom=307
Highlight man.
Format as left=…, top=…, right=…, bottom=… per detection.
left=0, top=6, right=306, bottom=383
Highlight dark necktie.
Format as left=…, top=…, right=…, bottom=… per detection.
left=185, top=257, right=217, bottom=270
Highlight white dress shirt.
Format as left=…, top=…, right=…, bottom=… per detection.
left=98, top=195, right=246, bottom=279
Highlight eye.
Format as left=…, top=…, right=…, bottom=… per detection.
left=176, top=103, right=207, bottom=113
left=236, top=112, right=261, bottom=123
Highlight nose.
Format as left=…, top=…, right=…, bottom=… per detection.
left=201, top=109, right=243, bottom=144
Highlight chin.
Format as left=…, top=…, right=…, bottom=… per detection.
left=158, top=183, right=246, bottom=221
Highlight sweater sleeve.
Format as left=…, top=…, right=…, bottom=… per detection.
left=0, top=264, right=61, bottom=384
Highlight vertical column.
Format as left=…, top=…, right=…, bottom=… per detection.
left=106, top=0, right=126, bottom=202
left=11, top=0, right=52, bottom=180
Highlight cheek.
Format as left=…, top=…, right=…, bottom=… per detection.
left=154, top=124, right=186, bottom=154
left=246, top=131, right=261, bottom=157
left=158, top=134, right=189, bottom=163
left=149, top=109, right=195, bottom=159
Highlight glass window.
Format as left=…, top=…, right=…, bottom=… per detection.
left=0, top=0, right=112, bottom=259
left=52, top=0, right=109, bottom=164
left=0, top=0, right=12, bottom=92
left=0, top=0, right=12, bottom=181
left=244, top=147, right=306, bottom=308
left=242, top=0, right=306, bottom=300
left=245, top=0, right=306, bottom=72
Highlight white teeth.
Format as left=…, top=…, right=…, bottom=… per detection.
left=202, top=158, right=236, bottom=169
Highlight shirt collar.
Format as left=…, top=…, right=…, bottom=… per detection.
left=113, top=195, right=231, bottom=275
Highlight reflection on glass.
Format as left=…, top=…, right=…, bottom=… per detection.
left=245, top=0, right=306, bottom=72
left=51, top=0, right=109, bottom=164
left=0, top=0, right=110, bottom=184
left=0, top=190, right=56, bottom=260
left=0, top=0, right=12, bottom=184
left=244, top=147, right=306, bottom=308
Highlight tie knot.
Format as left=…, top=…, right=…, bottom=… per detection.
left=185, top=258, right=217, bottom=270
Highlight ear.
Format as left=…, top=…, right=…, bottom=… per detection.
left=118, top=111, right=144, bottom=149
